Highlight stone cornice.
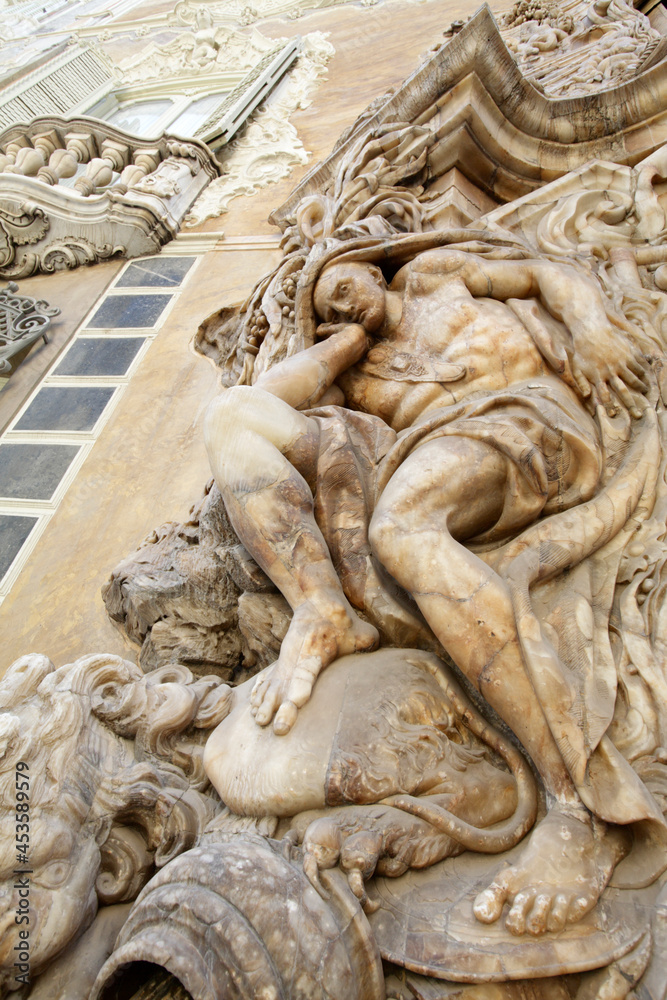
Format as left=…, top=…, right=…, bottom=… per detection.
left=271, top=3, right=667, bottom=224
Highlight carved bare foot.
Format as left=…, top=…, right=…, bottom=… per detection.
left=473, top=806, right=631, bottom=936
left=250, top=598, right=378, bottom=735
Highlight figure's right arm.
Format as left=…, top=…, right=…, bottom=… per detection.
left=253, top=323, right=369, bottom=410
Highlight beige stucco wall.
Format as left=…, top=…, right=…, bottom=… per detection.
left=0, top=0, right=499, bottom=671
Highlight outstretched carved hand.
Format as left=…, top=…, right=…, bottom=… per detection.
left=569, top=322, right=649, bottom=419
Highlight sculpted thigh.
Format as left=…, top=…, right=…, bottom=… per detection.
left=373, top=436, right=508, bottom=542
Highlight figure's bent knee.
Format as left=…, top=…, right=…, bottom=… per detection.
left=204, top=385, right=263, bottom=445
left=205, top=385, right=311, bottom=454
left=205, top=385, right=315, bottom=492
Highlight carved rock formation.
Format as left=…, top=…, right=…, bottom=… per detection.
left=102, top=480, right=289, bottom=679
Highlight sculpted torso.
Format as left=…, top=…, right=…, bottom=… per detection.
left=336, top=257, right=546, bottom=430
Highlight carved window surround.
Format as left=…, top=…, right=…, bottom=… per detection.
left=72, top=0, right=383, bottom=39
left=0, top=117, right=221, bottom=279
left=87, top=39, right=300, bottom=148
left=0, top=26, right=301, bottom=277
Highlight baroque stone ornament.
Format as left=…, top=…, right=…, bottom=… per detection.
left=0, top=118, right=221, bottom=278
left=8, top=2, right=667, bottom=998
left=0, top=281, right=60, bottom=373
left=500, top=0, right=662, bottom=96
left=0, top=653, right=230, bottom=998
left=183, top=31, right=335, bottom=227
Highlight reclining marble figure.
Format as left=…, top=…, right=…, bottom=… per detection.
left=204, top=242, right=667, bottom=937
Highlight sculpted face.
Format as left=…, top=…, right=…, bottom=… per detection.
left=313, top=262, right=387, bottom=332
left=0, top=817, right=100, bottom=990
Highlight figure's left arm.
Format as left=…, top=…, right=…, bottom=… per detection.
left=450, top=252, right=650, bottom=418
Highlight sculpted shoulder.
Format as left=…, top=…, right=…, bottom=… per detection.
left=391, top=250, right=471, bottom=300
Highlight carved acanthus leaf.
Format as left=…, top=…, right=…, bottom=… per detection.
left=0, top=204, right=49, bottom=266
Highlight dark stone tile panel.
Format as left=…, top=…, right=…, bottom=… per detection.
left=53, top=338, right=145, bottom=377
left=0, top=514, right=38, bottom=580
left=14, top=387, right=115, bottom=432
left=115, top=256, right=194, bottom=288
left=0, top=443, right=80, bottom=500
left=86, top=294, right=171, bottom=329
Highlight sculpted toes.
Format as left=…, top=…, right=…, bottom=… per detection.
left=525, top=893, right=552, bottom=935
left=254, top=684, right=281, bottom=726
left=473, top=879, right=509, bottom=924
left=273, top=700, right=298, bottom=735
left=251, top=672, right=270, bottom=708
left=287, top=655, right=322, bottom=707
left=546, top=893, right=570, bottom=933
left=567, top=894, right=594, bottom=924
left=505, top=889, right=536, bottom=936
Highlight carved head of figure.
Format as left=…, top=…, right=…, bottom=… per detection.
left=0, top=653, right=231, bottom=993
left=313, top=261, right=387, bottom=332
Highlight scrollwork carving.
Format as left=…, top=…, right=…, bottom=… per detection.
left=0, top=278, right=59, bottom=372
left=0, top=652, right=228, bottom=993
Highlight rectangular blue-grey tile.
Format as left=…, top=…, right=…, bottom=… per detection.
left=53, top=338, right=145, bottom=377
left=14, top=387, right=115, bottom=432
left=0, top=443, right=81, bottom=500
left=116, top=257, right=194, bottom=288
left=0, top=514, right=38, bottom=580
left=87, top=294, right=171, bottom=329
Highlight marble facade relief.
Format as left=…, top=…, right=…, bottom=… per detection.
left=5, top=1, right=667, bottom=998
left=0, top=119, right=220, bottom=277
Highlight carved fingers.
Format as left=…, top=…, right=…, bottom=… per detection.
left=315, top=322, right=350, bottom=339
left=572, top=332, right=649, bottom=419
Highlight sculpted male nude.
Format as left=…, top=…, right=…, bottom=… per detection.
left=204, top=246, right=652, bottom=936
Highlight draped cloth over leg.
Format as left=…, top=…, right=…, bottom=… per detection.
left=308, top=379, right=667, bottom=883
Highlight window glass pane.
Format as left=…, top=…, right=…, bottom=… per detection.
left=169, top=93, right=226, bottom=137
left=106, top=99, right=173, bottom=136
